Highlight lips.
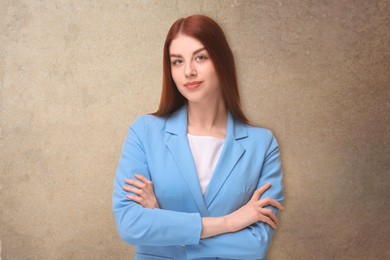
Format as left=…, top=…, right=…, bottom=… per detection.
left=184, top=81, right=203, bottom=90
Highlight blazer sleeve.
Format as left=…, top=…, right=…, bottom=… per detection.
left=185, top=133, right=284, bottom=260
left=112, top=117, right=202, bottom=246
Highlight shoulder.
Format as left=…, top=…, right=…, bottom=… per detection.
left=131, top=114, right=167, bottom=133
left=245, top=124, right=274, bottom=141
left=242, top=123, right=279, bottom=150
left=246, top=124, right=272, bottom=136
left=132, top=114, right=166, bottom=127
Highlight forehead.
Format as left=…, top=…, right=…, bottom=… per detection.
left=169, top=34, right=205, bottom=55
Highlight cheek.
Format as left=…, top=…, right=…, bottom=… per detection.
left=207, top=70, right=220, bottom=88
left=171, top=70, right=185, bottom=95
left=202, top=63, right=219, bottom=84
left=170, top=68, right=181, bottom=84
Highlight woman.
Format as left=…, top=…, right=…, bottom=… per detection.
left=113, top=15, right=284, bottom=260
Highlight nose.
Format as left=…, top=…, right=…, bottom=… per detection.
left=184, top=62, right=197, bottom=78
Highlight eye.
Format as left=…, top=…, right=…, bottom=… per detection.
left=171, top=59, right=183, bottom=66
left=195, top=54, right=208, bottom=62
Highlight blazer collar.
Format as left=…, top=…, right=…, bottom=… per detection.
left=166, top=106, right=188, bottom=135
left=166, top=105, right=248, bottom=140
left=164, top=106, right=248, bottom=213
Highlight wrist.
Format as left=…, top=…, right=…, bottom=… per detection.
left=223, top=215, right=234, bottom=233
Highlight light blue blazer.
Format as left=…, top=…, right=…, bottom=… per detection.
left=112, top=106, right=284, bottom=260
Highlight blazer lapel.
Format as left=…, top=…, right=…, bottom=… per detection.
left=204, top=112, right=248, bottom=208
left=164, top=107, right=210, bottom=217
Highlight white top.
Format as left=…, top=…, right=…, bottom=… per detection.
left=187, top=134, right=225, bottom=195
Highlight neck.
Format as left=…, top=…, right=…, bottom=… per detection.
left=187, top=100, right=227, bottom=138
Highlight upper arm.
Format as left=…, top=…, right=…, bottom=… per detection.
left=258, top=132, right=284, bottom=204
left=112, top=117, right=202, bottom=246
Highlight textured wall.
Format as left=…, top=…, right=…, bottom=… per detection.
left=1, top=0, right=389, bottom=259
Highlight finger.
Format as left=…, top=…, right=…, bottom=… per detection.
left=250, top=183, right=271, bottom=201
left=124, top=178, right=146, bottom=189
left=124, top=178, right=137, bottom=186
left=259, top=215, right=277, bottom=229
left=122, top=185, right=144, bottom=196
left=258, top=197, right=284, bottom=210
left=134, top=175, right=156, bottom=198
left=124, top=180, right=154, bottom=200
left=122, top=184, right=133, bottom=192
left=126, top=194, right=144, bottom=204
left=134, top=174, right=152, bottom=184
left=259, top=208, right=279, bottom=226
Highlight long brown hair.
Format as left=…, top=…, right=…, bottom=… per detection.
left=152, top=15, right=249, bottom=124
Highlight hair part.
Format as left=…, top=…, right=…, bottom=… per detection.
left=152, top=14, right=249, bottom=124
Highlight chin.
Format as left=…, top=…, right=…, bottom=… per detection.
left=179, top=92, right=203, bottom=103
left=184, top=97, right=204, bottom=104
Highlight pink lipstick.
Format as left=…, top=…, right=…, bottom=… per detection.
left=184, top=81, right=203, bottom=90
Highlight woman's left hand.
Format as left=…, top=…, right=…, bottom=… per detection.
left=123, top=174, right=160, bottom=209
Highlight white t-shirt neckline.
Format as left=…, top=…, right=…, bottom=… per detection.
left=187, top=133, right=225, bottom=195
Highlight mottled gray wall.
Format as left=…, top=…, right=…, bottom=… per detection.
left=1, top=0, right=389, bottom=259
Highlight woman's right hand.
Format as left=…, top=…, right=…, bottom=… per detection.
left=224, top=183, right=284, bottom=232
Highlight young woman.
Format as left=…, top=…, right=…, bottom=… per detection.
left=113, top=15, right=284, bottom=260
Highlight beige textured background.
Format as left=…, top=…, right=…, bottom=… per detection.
left=1, top=0, right=389, bottom=259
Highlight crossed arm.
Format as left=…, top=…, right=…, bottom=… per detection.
left=123, top=173, right=283, bottom=239
left=113, top=120, right=284, bottom=258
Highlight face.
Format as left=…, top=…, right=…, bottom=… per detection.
left=169, top=34, right=222, bottom=104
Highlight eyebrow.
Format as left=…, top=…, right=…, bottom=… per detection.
left=170, top=47, right=206, bottom=58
